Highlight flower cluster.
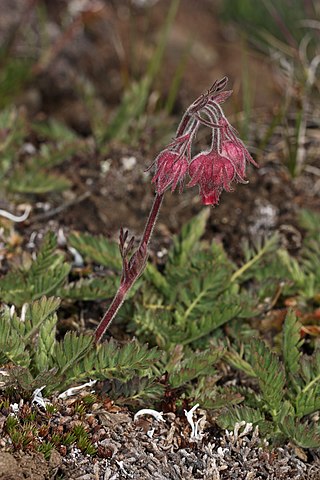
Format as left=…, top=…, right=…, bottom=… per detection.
left=151, top=77, right=258, bottom=206
left=95, top=77, right=257, bottom=341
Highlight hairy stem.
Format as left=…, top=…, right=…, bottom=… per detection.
left=94, top=283, right=130, bottom=343
left=139, top=193, right=164, bottom=249
left=94, top=193, right=164, bottom=343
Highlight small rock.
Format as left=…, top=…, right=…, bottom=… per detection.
left=0, top=452, right=23, bottom=480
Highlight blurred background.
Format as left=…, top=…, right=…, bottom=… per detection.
left=0, top=0, right=319, bottom=256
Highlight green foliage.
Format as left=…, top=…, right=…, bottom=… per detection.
left=166, top=345, right=225, bottom=390
left=283, top=309, right=303, bottom=376
left=72, top=424, right=96, bottom=455
left=223, top=343, right=256, bottom=378
left=235, top=209, right=320, bottom=305
left=280, top=211, right=320, bottom=302
left=33, top=311, right=57, bottom=373
left=163, top=345, right=243, bottom=410
left=0, top=310, right=30, bottom=368
left=250, top=338, right=286, bottom=416
left=7, top=168, right=70, bottom=194
left=168, top=209, right=210, bottom=268
left=0, top=108, right=25, bottom=181
left=281, top=420, right=320, bottom=449
left=0, top=232, right=70, bottom=306
left=220, top=312, right=320, bottom=448
left=1, top=209, right=319, bottom=450
left=37, top=442, right=54, bottom=461
left=0, top=109, right=93, bottom=196
left=232, top=233, right=280, bottom=285
left=54, top=332, right=93, bottom=379
left=0, top=229, right=121, bottom=306
left=20, top=296, right=60, bottom=343
left=5, top=399, right=97, bottom=458
left=298, top=209, right=320, bottom=236
left=57, top=277, right=117, bottom=301
left=218, top=405, right=266, bottom=429
left=102, top=376, right=164, bottom=406
left=64, top=337, right=160, bottom=389
left=5, top=415, right=38, bottom=450
left=0, top=296, right=163, bottom=400
left=131, top=211, right=256, bottom=350
left=68, top=232, right=122, bottom=270
left=0, top=58, right=32, bottom=109
left=102, top=77, right=152, bottom=145
left=62, top=211, right=260, bottom=353
left=32, top=118, right=78, bottom=143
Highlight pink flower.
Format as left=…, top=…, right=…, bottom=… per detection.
left=221, top=139, right=258, bottom=181
left=152, top=150, right=188, bottom=194
left=188, top=151, right=235, bottom=206
left=150, top=77, right=258, bottom=205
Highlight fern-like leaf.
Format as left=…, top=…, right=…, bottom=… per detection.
left=0, top=271, right=31, bottom=307
left=295, top=387, right=320, bottom=418
left=53, top=332, right=93, bottom=377
left=68, top=232, right=122, bottom=269
left=168, top=347, right=224, bottom=389
left=295, top=349, right=320, bottom=417
left=0, top=233, right=70, bottom=305
left=224, top=345, right=257, bottom=378
left=0, top=308, right=30, bottom=367
left=173, top=300, right=244, bottom=347
left=167, top=209, right=210, bottom=268
left=102, top=376, right=164, bottom=405
left=33, top=314, right=57, bottom=374
left=280, top=412, right=320, bottom=449
left=283, top=310, right=303, bottom=376
left=23, top=296, right=61, bottom=342
left=57, top=277, right=117, bottom=301
left=29, top=233, right=70, bottom=291
left=250, top=338, right=285, bottom=416
left=192, top=376, right=244, bottom=410
left=300, top=349, right=320, bottom=388
left=66, top=339, right=161, bottom=388
left=217, top=405, right=265, bottom=429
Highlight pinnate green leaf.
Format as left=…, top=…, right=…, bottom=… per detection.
left=68, top=232, right=122, bottom=269
left=250, top=338, right=285, bottom=415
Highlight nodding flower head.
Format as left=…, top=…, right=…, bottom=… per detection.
left=218, top=116, right=258, bottom=181
left=188, top=150, right=235, bottom=206
left=221, top=140, right=251, bottom=180
left=151, top=149, right=189, bottom=194
left=150, top=77, right=258, bottom=206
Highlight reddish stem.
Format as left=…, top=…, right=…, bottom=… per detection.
left=139, top=193, right=163, bottom=249
left=176, top=112, right=191, bottom=138
left=94, top=193, right=164, bottom=343
left=94, top=283, right=129, bottom=343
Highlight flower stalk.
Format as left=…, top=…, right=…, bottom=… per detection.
left=94, top=193, right=164, bottom=342
left=95, top=77, right=257, bottom=342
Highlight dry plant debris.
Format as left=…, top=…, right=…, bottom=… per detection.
left=0, top=390, right=319, bottom=479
